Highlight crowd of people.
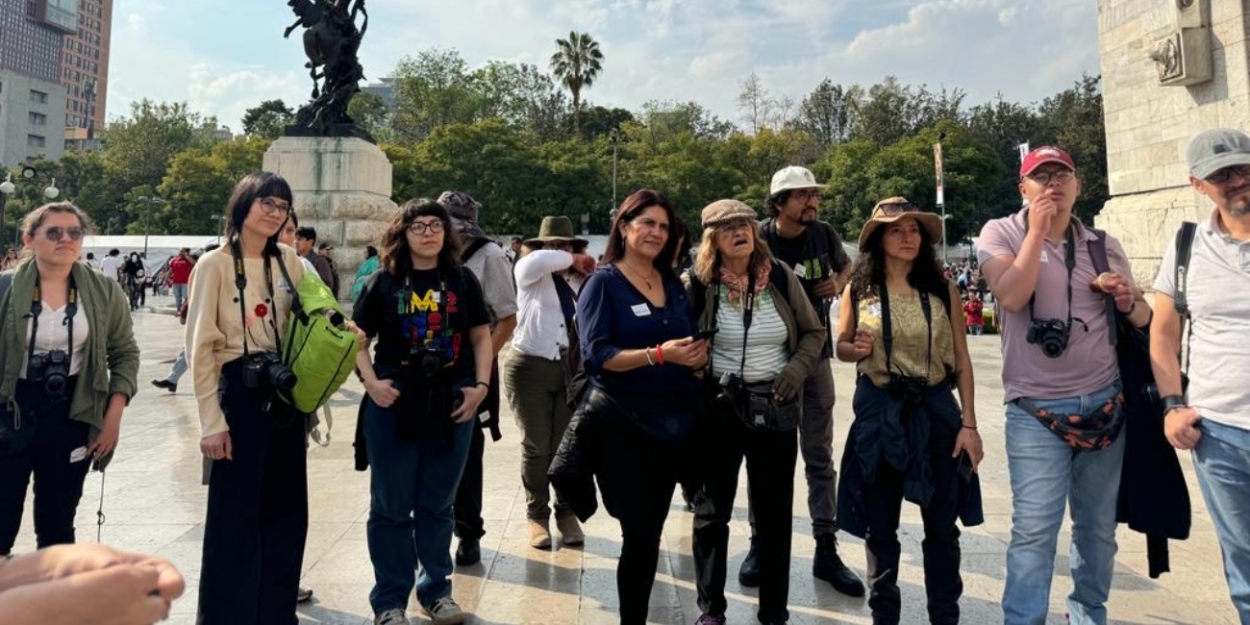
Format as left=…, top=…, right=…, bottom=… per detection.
left=0, top=128, right=1248, bottom=625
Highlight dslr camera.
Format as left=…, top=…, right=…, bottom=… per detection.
left=887, top=373, right=929, bottom=404
left=27, top=350, right=71, bottom=397
left=716, top=372, right=746, bottom=409
left=1027, top=318, right=1071, bottom=359
left=244, top=351, right=298, bottom=396
left=411, top=344, right=447, bottom=378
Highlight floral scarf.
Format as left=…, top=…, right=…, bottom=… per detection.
left=718, top=257, right=772, bottom=304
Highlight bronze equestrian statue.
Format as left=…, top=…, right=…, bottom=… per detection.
left=283, top=0, right=373, bottom=142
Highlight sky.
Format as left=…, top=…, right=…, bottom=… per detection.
left=106, top=0, right=1101, bottom=132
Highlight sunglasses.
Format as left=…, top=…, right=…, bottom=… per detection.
left=1206, top=164, right=1250, bottom=185
left=42, top=227, right=86, bottom=242
left=876, top=203, right=918, bottom=217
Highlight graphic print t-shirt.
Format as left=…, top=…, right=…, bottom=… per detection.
left=353, top=266, right=490, bottom=381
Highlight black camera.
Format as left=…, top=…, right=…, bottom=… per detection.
left=411, top=345, right=447, bottom=378
left=27, top=350, right=70, bottom=397
left=1027, top=318, right=1071, bottom=359
left=243, top=351, right=298, bottom=395
left=888, top=373, right=929, bottom=404
left=716, top=372, right=746, bottom=409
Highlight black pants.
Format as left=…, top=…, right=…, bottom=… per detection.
left=453, top=424, right=486, bottom=541
left=862, top=419, right=963, bottom=625
left=596, top=418, right=689, bottom=625
left=197, top=360, right=309, bottom=625
left=693, top=409, right=797, bottom=623
left=0, top=379, right=90, bottom=554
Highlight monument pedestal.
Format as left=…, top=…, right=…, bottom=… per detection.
left=263, top=136, right=397, bottom=298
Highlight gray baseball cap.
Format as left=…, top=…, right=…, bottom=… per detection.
left=1187, top=129, right=1250, bottom=179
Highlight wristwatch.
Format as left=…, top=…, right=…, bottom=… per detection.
left=1160, top=394, right=1188, bottom=416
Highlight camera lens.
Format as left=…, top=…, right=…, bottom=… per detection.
left=45, top=375, right=66, bottom=396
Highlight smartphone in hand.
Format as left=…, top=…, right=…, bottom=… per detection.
left=692, top=328, right=719, bottom=341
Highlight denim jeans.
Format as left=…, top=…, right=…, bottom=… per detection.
left=1002, top=382, right=1125, bottom=625
left=165, top=350, right=188, bottom=385
left=173, top=283, right=187, bottom=309
left=1193, top=419, right=1250, bottom=624
left=364, top=397, right=473, bottom=614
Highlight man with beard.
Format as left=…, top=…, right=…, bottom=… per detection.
left=754, top=166, right=863, bottom=597
left=1151, top=129, right=1250, bottom=623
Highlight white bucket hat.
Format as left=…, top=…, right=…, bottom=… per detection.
left=770, top=166, right=826, bottom=195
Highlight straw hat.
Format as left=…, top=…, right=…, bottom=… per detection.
left=857, top=196, right=944, bottom=248
left=524, top=216, right=588, bottom=248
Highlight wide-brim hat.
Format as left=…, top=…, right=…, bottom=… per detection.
left=525, top=216, right=587, bottom=247
left=857, top=196, right=944, bottom=248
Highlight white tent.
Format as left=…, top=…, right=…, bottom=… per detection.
left=82, top=235, right=223, bottom=274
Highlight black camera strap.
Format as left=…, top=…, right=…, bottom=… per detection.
left=1026, top=217, right=1078, bottom=335
left=229, top=238, right=284, bottom=359
left=879, top=284, right=933, bottom=381
left=27, top=269, right=78, bottom=377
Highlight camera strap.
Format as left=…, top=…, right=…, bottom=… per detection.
left=229, top=238, right=284, bottom=360
left=1026, top=218, right=1077, bottom=333
left=27, top=269, right=78, bottom=377
left=879, top=284, right=933, bottom=380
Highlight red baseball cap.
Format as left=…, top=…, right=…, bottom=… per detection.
left=1020, top=146, right=1076, bottom=177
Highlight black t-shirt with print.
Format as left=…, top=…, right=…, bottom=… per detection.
left=760, top=218, right=850, bottom=311
left=353, top=266, right=490, bottom=381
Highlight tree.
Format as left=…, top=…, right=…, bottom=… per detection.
left=794, top=79, right=853, bottom=149
left=472, top=61, right=570, bottom=141
left=390, top=49, right=486, bottom=142
left=347, top=91, right=391, bottom=142
left=576, top=105, right=633, bottom=140
left=1035, top=74, right=1107, bottom=219
left=101, top=100, right=215, bottom=199
left=737, top=73, right=773, bottom=135
left=549, top=31, right=604, bottom=135
left=241, top=99, right=294, bottom=140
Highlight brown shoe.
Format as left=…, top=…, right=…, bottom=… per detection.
left=556, top=515, right=584, bottom=546
left=528, top=519, right=552, bottom=549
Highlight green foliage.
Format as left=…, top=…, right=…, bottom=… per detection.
left=101, top=100, right=216, bottom=197
left=241, top=99, right=295, bottom=140
left=347, top=91, right=391, bottom=142
left=550, top=31, right=605, bottom=134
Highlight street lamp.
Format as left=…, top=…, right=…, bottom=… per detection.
left=941, top=214, right=953, bottom=266
left=0, top=175, right=14, bottom=253
left=210, top=214, right=224, bottom=244
left=138, top=195, right=164, bottom=257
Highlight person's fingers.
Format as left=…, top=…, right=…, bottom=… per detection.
left=223, top=435, right=233, bottom=461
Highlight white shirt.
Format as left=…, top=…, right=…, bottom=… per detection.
left=511, top=250, right=574, bottom=360
left=21, top=299, right=90, bottom=377
left=709, top=289, right=789, bottom=383
left=99, top=255, right=122, bottom=281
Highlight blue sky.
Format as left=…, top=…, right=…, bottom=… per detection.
left=107, top=0, right=1101, bottom=132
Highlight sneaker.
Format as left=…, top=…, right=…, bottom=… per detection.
left=373, top=608, right=406, bottom=625
left=738, top=536, right=760, bottom=587
left=556, top=515, right=584, bottom=546
left=296, top=585, right=313, bottom=603
left=426, top=597, right=468, bottom=625
left=455, top=537, right=481, bottom=566
left=695, top=614, right=726, bottom=625
left=150, top=379, right=177, bottom=393
left=528, top=519, right=552, bottom=549
left=813, top=534, right=865, bottom=597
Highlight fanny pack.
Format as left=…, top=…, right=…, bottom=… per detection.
left=1014, top=392, right=1125, bottom=451
left=741, top=381, right=801, bottom=432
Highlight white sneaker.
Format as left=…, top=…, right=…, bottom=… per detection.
left=374, top=608, right=406, bottom=625
left=426, top=597, right=469, bottom=625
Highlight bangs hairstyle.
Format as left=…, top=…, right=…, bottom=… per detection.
left=21, top=202, right=93, bottom=238
left=223, top=172, right=294, bottom=256
left=602, top=189, right=683, bottom=274
left=379, top=199, right=462, bottom=276
left=692, top=220, right=772, bottom=285
left=849, top=216, right=947, bottom=304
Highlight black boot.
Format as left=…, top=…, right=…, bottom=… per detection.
left=738, top=536, right=761, bottom=588
left=455, top=537, right=481, bottom=566
left=813, top=534, right=865, bottom=597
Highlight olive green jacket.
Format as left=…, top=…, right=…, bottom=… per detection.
left=0, top=260, right=140, bottom=452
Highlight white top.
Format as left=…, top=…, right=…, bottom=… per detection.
left=21, top=300, right=90, bottom=377
left=99, top=255, right=122, bottom=281
left=1154, top=209, right=1250, bottom=430
left=511, top=250, right=574, bottom=360
left=709, top=289, right=789, bottom=383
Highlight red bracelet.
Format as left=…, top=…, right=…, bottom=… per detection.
left=655, top=344, right=665, bottom=365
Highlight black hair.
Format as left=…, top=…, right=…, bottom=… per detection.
left=850, top=217, right=949, bottom=308
left=365, top=245, right=378, bottom=258
left=296, top=226, right=317, bottom=241
left=765, top=190, right=793, bottom=217
left=222, top=172, right=293, bottom=256
left=601, top=189, right=684, bottom=275
left=379, top=199, right=462, bottom=277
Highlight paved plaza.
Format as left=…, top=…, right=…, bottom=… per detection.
left=10, top=306, right=1240, bottom=624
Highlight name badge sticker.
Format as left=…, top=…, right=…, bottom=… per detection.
left=793, top=264, right=807, bottom=279
left=69, top=446, right=88, bottom=464
left=631, top=303, right=652, bottom=317
left=1040, top=251, right=1050, bottom=264
left=867, top=302, right=883, bottom=319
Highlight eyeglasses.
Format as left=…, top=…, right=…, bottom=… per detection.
left=42, top=227, right=85, bottom=242
left=258, top=197, right=292, bottom=215
left=792, top=190, right=823, bottom=202
left=408, top=220, right=445, bottom=235
left=875, top=203, right=918, bottom=217
left=545, top=241, right=572, bottom=251
left=1025, top=169, right=1076, bottom=186
left=1206, top=164, right=1250, bottom=185
left=712, top=218, right=754, bottom=232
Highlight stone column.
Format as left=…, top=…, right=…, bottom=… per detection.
left=1095, top=0, right=1244, bottom=284
left=263, top=136, right=397, bottom=300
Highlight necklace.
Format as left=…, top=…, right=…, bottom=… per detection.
left=621, top=262, right=659, bottom=290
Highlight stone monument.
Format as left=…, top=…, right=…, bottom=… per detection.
left=264, top=0, right=394, bottom=298
left=1095, top=0, right=1238, bottom=283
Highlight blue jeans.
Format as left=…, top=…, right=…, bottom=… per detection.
left=173, top=283, right=187, bottom=309
left=166, top=350, right=187, bottom=385
left=364, top=398, right=473, bottom=614
left=1194, top=419, right=1250, bottom=624
left=1002, top=382, right=1125, bottom=625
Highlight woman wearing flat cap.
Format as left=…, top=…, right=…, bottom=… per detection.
left=834, top=197, right=984, bottom=625
left=685, top=199, right=826, bottom=625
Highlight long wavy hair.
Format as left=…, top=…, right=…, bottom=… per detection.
left=692, top=221, right=773, bottom=285
left=601, top=189, right=683, bottom=274
left=850, top=217, right=948, bottom=305
left=379, top=199, right=462, bottom=277
left=223, top=172, right=293, bottom=256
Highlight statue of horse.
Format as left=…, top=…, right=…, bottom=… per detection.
left=284, top=0, right=368, bottom=99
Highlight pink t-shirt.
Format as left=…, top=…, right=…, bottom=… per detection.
left=977, top=210, right=1132, bottom=402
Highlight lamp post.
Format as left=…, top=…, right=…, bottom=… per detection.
left=138, top=196, right=164, bottom=257
left=0, top=175, right=14, bottom=253
left=210, top=214, right=224, bottom=245
left=941, top=214, right=953, bottom=265
left=609, top=127, right=620, bottom=210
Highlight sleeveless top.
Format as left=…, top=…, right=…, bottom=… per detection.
left=855, top=290, right=956, bottom=389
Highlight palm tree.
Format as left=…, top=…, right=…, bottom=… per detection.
left=550, top=31, right=604, bottom=135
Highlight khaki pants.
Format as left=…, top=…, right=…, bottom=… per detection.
left=504, top=352, right=574, bottom=520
